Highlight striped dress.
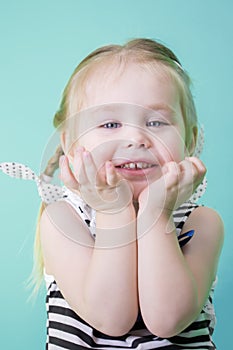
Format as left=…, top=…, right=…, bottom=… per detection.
left=45, top=189, right=217, bottom=350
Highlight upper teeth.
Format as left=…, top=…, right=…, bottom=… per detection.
left=120, top=162, right=153, bottom=169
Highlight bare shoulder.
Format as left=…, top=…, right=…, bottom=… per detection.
left=183, top=205, right=224, bottom=238
left=40, top=201, right=91, bottom=232
left=40, top=200, right=94, bottom=249
left=182, top=205, right=224, bottom=259
left=41, top=200, right=81, bottom=224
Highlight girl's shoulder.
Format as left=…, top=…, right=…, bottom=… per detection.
left=181, top=204, right=224, bottom=254
left=41, top=185, right=96, bottom=236
left=40, top=200, right=95, bottom=247
left=184, top=205, right=224, bottom=232
left=41, top=200, right=82, bottom=227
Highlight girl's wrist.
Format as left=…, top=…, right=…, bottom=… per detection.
left=95, top=204, right=137, bottom=248
left=138, top=204, right=173, bottom=220
left=95, top=201, right=134, bottom=216
left=96, top=203, right=136, bottom=226
left=137, top=207, right=176, bottom=237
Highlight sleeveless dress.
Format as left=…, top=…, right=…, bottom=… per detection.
left=45, top=187, right=217, bottom=350
left=0, top=162, right=216, bottom=349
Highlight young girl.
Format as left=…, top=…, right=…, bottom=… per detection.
left=0, top=38, right=224, bottom=349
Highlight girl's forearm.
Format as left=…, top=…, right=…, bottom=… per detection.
left=83, top=204, right=138, bottom=336
left=137, top=210, right=198, bottom=337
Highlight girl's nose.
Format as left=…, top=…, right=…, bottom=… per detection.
left=125, top=130, right=152, bottom=149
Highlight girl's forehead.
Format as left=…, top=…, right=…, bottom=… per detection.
left=84, top=60, right=171, bottom=88
left=80, top=61, right=179, bottom=111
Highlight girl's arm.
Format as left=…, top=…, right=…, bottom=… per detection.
left=40, top=201, right=138, bottom=336
left=137, top=158, right=224, bottom=337
left=83, top=206, right=138, bottom=335
left=137, top=206, right=223, bottom=338
left=40, top=151, right=138, bottom=336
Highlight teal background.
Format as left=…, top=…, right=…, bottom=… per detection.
left=0, top=1, right=232, bottom=348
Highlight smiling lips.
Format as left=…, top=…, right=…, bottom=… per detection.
left=115, top=162, right=156, bottom=170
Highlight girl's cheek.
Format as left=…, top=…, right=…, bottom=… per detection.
left=152, top=141, right=173, bottom=165
left=155, top=133, right=186, bottom=164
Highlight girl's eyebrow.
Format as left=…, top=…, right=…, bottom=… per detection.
left=92, top=105, right=118, bottom=113
left=88, top=103, right=177, bottom=118
left=145, top=103, right=176, bottom=114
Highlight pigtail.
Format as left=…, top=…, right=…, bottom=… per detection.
left=27, top=202, right=46, bottom=298
left=42, top=145, right=64, bottom=178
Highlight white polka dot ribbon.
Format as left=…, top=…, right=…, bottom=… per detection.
left=188, top=176, right=207, bottom=203
left=0, top=162, right=64, bottom=204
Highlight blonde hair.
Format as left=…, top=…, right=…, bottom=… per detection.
left=54, top=38, right=197, bottom=147
left=33, top=38, right=198, bottom=289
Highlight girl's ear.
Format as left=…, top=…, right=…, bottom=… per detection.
left=186, top=126, right=198, bottom=156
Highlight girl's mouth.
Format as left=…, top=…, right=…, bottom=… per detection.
left=115, top=162, right=156, bottom=170
left=114, top=162, right=158, bottom=179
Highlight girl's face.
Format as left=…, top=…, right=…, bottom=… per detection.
left=68, top=63, right=188, bottom=199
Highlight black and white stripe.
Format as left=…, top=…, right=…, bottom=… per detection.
left=45, top=201, right=217, bottom=350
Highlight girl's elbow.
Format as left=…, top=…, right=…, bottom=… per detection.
left=146, top=322, right=181, bottom=339
left=144, top=307, right=198, bottom=338
left=145, top=319, right=179, bottom=338
left=97, top=317, right=137, bottom=337
left=82, top=307, right=138, bottom=337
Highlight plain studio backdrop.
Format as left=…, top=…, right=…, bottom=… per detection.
left=0, top=1, right=232, bottom=349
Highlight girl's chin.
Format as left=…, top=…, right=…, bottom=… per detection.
left=131, top=174, right=160, bottom=200
left=132, top=184, right=147, bottom=201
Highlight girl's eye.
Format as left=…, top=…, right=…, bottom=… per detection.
left=146, top=120, right=166, bottom=127
left=102, top=122, right=121, bottom=129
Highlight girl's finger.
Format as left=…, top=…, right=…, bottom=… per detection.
left=105, top=161, right=120, bottom=186
left=178, top=159, right=197, bottom=196
left=73, top=147, right=88, bottom=185
left=59, top=155, right=79, bottom=190
left=179, top=158, right=195, bottom=179
left=163, top=161, right=180, bottom=188
left=186, top=157, right=206, bottom=178
left=82, top=151, right=102, bottom=186
left=179, top=157, right=206, bottom=195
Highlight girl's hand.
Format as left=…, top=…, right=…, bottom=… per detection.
left=138, top=157, right=206, bottom=215
left=59, top=147, right=133, bottom=214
